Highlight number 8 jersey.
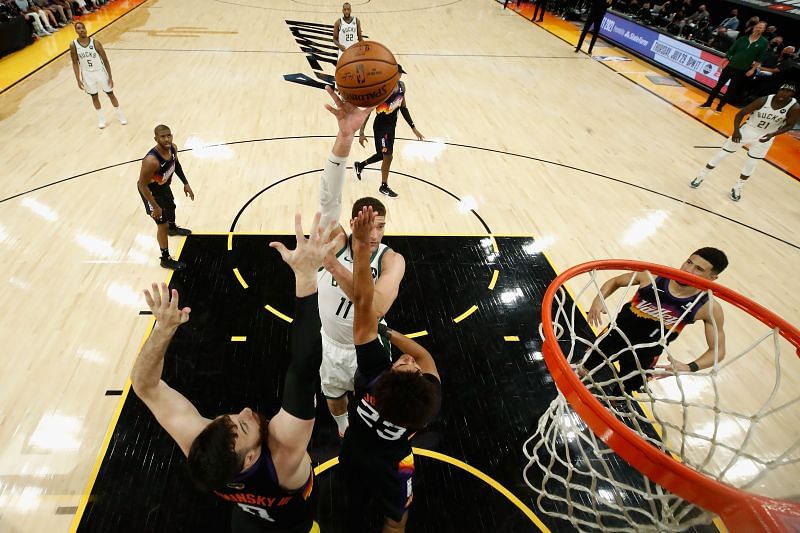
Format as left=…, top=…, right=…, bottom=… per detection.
left=317, top=236, right=390, bottom=345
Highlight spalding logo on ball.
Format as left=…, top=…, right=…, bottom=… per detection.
left=336, top=41, right=401, bottom=107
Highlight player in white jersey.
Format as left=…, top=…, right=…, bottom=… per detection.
left=333, top=2, right=362, bottom=59
left=317, top=86, right=406, bottom=437
left=69, top=21, right=126, bottom=129
left=691, top=83, right=798, bottom=201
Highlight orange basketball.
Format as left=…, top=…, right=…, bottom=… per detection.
left=336, top=41, right=400, bottom=108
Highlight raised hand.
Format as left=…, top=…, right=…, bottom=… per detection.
left=144, top=282, right=191, bottom=331
left=352, top=206, right=376, bottom=247
left=324, top=85, right=376, bottom=137
left=270, top=212, right=343, bottom=279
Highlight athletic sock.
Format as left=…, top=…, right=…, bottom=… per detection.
left=734, top=179, right=746, bottom=191
left=160, top=247, right=170, bottom=259
left=333, top=413, right=349, bottom=435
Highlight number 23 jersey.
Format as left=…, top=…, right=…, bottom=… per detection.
left=317, top=236, right=390, bottom=345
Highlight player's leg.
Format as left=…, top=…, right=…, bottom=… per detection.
left=100, top=71, right=127, bottom=125
left=690, top=136, right=742, bottom=187
left=378, top=129, right=397, bottom=198
left=89, top=90, right=106, bottom=129
left=320, top=335, right=356, bottom=436
left=730, top=138, right=772, bottom=201
left=163, top=188, right=191, bottom=236
left=355, top=127, right=387, bottom=180
left=383, top=512, right=408, bottom=533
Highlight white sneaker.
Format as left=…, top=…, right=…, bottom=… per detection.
left=117, top=113, right=127, bottom=125
left=98, top=118, right=107, bottom=129
left=690, top=176, right=703, bottom=188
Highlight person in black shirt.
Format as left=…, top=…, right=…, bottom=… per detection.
left=131, top=211, right=344, bottom=533
left=354, top=68, right=424, bottom=199
left=339, top=205, right=441, bottom=532
left=137, top=125, right=194, bottom=270
left=575, top=0, right=613, bottom=55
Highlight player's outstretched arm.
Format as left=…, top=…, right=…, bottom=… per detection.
left=319, top=86, right=374, bottom=229
left=352, top=206, right=379, bottom=345
left=131, top=283, right=209, bottom=457
left=381, top=325, right=439, bottom=380
left=587, top=270, right=649, bottom=327
left=268, top=213, right=342, bottom=489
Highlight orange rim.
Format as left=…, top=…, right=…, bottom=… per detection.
left=540, top=259, right=800, bottom=532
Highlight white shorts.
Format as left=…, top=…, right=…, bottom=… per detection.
left=82, top=70, right=111, bottom=95
left=320, top=330, right=358, bottom=399
left=723, top=125, right=774, bottom=159
left=319, top=327, right=391, bottom=398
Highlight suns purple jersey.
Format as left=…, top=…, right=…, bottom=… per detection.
left=145, top=145, right=177, bottom=193
left=619, top=276, right=709, bottom=342
left=374, top=81, right=405, bottom=128
left=213, top=451, right=315, bottom=529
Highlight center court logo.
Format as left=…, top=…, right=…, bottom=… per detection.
left=283, top=20, right=369, bottom=91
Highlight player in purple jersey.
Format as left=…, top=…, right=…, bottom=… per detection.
left=583, top=248, right=729, bottom=396
left=353, top=68, right=424, bottom=199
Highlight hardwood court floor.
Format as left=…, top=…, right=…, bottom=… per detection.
left=0, top=1, right=798, bottom=532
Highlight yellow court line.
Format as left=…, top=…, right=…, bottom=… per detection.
left=233, top=267, right=249, bottom=289
left=231, top=336, right=247, bottom=342
left=265, top=305, right=293, bottom=323
left=313, top=448, right=549, bottom=532
left=488, top=269, right=499, bottom=290
left=504, top=336, right=520, bottom=342
left=227, top=232, right=234, bottom=251
left=405, top=330, right=428, bottom=339
left=489, top=234, right=499, bottom=253
left=453, top=305, right=478, bottom=323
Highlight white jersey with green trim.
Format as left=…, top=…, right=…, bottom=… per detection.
left=339, top=16, right=359, bottom=50
left=744, top=95, right=797, bottom=134
left=74, top=38, right=105, bottom=74
left=317, top=237, right=389, bottom=345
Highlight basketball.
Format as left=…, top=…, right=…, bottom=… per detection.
left=335, top=41, right=400, bottom=107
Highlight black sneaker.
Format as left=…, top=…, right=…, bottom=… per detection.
left=168, top=225, right=192, bottom=236
left=698, top=102, right=712, bottom=108
left=353, top=161, right=363, bottom=181
left=160, top=256, right=186, bottom=270
left=379, top=184, right=398, bottom=198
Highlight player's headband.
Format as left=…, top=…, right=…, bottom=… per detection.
left=779, top=83, right=796, bottom=93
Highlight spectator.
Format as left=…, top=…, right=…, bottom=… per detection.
left=701, top=21, right=769, bottom=111
left=742, top=16, right=759, bottom=36
left=636, top=1, right=653, bottom=23
left=764, top=25, right=778, bottom=41
left=681, top=4, right=708, bottom=37
left=13, top=0, right=56, bottom=34
left=708, top=9, right=740, bottom=50
left=757, top=45, right=799, bottom=94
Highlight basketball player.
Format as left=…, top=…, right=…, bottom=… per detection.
left=69, top=21, right=126, bottom=129
left=137, top=125, right=194, bottom=270
left=131, top=212, right=342, bottom=533
left=340, top=205, right=441, bottom=533
left=317, top=86, right=406, bottom=437
left=691, top=83, right=798, bottom=201
left=583, top=248, right=728, bottom=397
left=354, top=69, right=424, bottom=198
left=333, top=2, right=362, bottom=58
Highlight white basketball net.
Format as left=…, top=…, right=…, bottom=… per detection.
left=524, top=268, right=800, bottom=532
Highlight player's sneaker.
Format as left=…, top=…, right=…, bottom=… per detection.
left=117, top=112, right=127, bottom=125
left=379, top=183, right=398, bottom=198
left=729, top=187, right=742, bottom=202
left=353, top=161, right=363, bottom=181
left=690, top=176, right=704, bottom=188
left=160, top=256, right=186, bottom=270
left=97, top=118, right=107, bottom=129
left=168, top=225, right=192, bottom=236
left=698, top=102, right=711, bottom=108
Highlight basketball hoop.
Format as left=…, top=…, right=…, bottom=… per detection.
left=524, top=260, right=800, bottom=532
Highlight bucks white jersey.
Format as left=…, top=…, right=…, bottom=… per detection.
left=318, top=237, right=389, bottom=344
left=339, top=17, right=358, bottom=50
left=744, top=95, right=797, bottom=134
left=74, top=38, right=105, bottom=74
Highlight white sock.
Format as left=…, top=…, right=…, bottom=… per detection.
left=698, top=166, right=712, bottom=179
left=734, top=179, right=746, bottom=190
left=333, top=413, right=349, bottom=435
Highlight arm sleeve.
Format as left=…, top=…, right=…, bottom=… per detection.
left=281, top=294, right=322, bottom=420
left=174, top=159, right=188, bottom=185
left=319, top=153, right=348, bottom=230
left=400, top=107, right=414, bottom=128
left=355, top=339, right=391, bottom=383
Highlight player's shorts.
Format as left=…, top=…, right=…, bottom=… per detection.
left=320, top=329, right=391, bottom=398
left=320, top=330, right=357, bottom=399
left=340, top=449, right=415, bottom=523
left=722, top=125, right=775, bottom=159
left=138, top=184, right=175, bottom=225
left=373, top=123, right=396, bottom=156
left=82, top=69, right=112, bottom=95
